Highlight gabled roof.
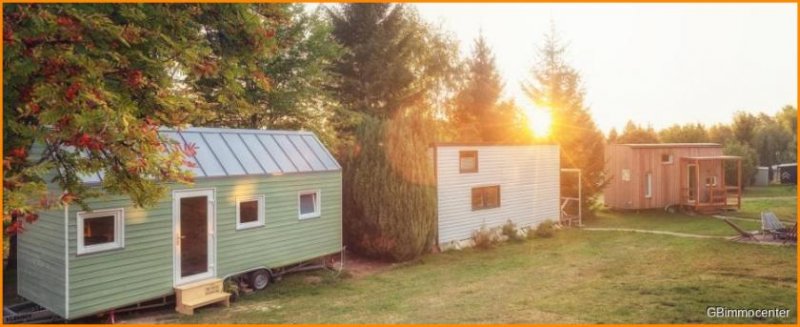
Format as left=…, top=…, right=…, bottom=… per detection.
left=81, top=127, right=340, bottom=183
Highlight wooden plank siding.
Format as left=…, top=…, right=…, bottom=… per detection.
left=17, top=208, right=67, bottom=318
left=435, top=145, right=560, bottom=244
left=604, top=144, right=724, bottom=209
left=18, top=171, right=341, bottom=319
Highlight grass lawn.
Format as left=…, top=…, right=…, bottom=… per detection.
left=732, top=185, right=797, bottom=221
left=585, top=210, right=762, bottom=236
left=179, top=228, right=796, bottom=324
left=742, top=185, right=797, bottom=198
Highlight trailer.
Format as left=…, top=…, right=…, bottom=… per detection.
left=17, top=127, right=343, bottom=319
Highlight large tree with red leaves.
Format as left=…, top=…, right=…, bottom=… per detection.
left=3, top=4, right=293, bottom=236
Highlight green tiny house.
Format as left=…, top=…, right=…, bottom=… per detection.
left=17, top=127, right=343, bottom=319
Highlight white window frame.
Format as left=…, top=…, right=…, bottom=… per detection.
left=644, top=172, right=653, bottom=199
left=77, top=208, right=125, bottom=255
left=661, top=154, right=674, bottom=164
left=236, top=195, right=265, bottom=230
left=298, top=189, right=321, bottom=220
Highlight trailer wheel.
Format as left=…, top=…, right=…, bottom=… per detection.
left=249, top=269, right=270, bottom=291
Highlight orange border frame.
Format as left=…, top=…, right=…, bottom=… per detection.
left=0, top=1, right=797, bottom=327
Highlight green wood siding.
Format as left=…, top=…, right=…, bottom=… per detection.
left=63, top=171, right=341, bottom=318
left=17, top=208, right=66, bottom=318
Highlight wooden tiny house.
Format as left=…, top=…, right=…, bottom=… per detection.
left=604, top=143, right=742, bottom=213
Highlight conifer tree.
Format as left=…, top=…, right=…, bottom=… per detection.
left=328, top=4, right=459, bottom=260
left=452, top=34, right=505, bottom=142
left=523, top=25, right=607, bottom=212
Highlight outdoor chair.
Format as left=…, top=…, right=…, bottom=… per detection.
left=761, top=211, right=788, bottom=239
left=774, top=223, right=797, bottom=245
left=722, top=218, right=759, bottom=242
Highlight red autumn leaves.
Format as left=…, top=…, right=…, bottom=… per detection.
left=5, top=209, right=39, bottom=234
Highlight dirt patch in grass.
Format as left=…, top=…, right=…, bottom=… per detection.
left=340, top=250, right=394, bottom=279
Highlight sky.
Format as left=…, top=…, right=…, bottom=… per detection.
left=413, top=3, right=797, bottom=133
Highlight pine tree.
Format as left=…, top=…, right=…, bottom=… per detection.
left=452, top=33, right=505, bottom=142
left=523, top=25, right=607, bottom=212
left=328, top=4, right=459, bottom=260
left=607, top=128, right=619, bottom=144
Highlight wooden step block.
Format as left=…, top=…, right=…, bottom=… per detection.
left=175, top=292, right=230, bottom=315
left=175, top=278, right=231, bottom=315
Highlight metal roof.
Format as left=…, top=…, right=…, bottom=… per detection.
left=620, top=143, right=722, bottom=149
left=81, top=127, right=340, bottom=183
left=682, top=155, right=742, bottom=160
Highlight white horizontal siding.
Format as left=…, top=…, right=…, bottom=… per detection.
left=436, top=145, right=560, bottom=244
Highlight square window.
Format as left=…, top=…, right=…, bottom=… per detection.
left=84, top=216, right=115, bottom=246
left=459, top=151, right=478, bottom=173
left=471, top=185, right=501, bottom=210
left=621, top=169, right=631, bottom=182
left=661, top=154, right=673, bottom=164
left=298, top=190, right=321, bottom=219
left=236, top=195, right=265, bottom=230
left=78, top=208, right=124, bottom=255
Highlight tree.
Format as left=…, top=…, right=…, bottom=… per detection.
left=328, top=4, right=459, bottom=123
left=731, top=111, right=758, bottom=146
left=3, top=4, right=293, bottom=268
left=4, top=4, right=290, bottom=216
left=522, top=25, right=607, bottom=212
left=752, top=114, right=793, bottom=176
left=328, top=4, right=460, bottom=260
left=607, top=128, right=619, bottom=144
left=658, top=123, right=708, bottom=143
left=775, top=105, right=797, bottom=162
left=616, top=120, right=660, bottom=144
left=451, top=33, right=506, bottom=142
left=708, top=124, right=734, bottom=145
left=193, top=5, right=343, bottom=147
left=341, top=113, right=436, bottom=261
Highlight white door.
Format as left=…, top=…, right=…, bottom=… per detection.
left=173, top=189, right=216, bottom=285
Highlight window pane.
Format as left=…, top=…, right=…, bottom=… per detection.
left=461, top=157, right=475, bottom=171
left=460, top=151, right=477, bottom=173
left=300, top=193, right=317, bottom=215
left=239, top=200, right=259, bottom=223
left=471, top=188, right=483, bottom=209
left=83, top=216, right=115, bottom=246
left=485, top=187, right=500, bottom=207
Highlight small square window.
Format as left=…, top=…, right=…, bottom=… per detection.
left=661, top=154, right=673, bottom=164
left=298, top=190, right=321, bottom=220
left=459, top=151, right=478, bottom=173
left=78, top=208, right=124, bottom=255
left=236, top=195, right=265, bottom=230
left=621, top=169, right=631, bottom=182
left=471, top=185, right=501, bottom=210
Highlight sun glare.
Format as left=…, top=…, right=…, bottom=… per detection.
left=524, top=105, right=552, bottom=138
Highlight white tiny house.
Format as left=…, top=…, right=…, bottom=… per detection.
left=432, top=144, right=561, bottom=245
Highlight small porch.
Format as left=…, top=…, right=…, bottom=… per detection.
left=679, top=155, right=742, bottom=214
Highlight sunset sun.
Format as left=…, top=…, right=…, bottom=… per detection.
left=523, top=105, right=552, bottom=138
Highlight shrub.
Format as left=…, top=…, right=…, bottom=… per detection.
left=533, top=220, right=556, bottom=238
left=472, top=226, right=496, bottom=250
left=342, top=115, right=437, bottom=261
left=501, top=220, right=524, bottom=243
